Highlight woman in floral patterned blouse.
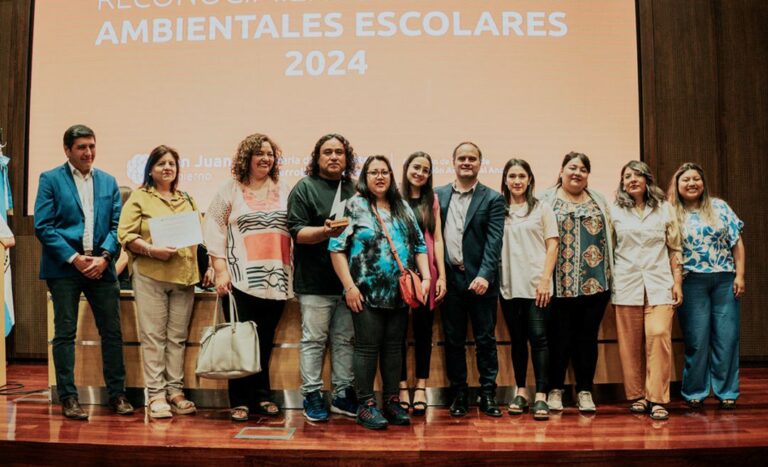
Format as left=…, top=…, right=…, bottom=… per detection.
left=668, top=162, right=745, bottom=410
left=539, top=152, right=613, bottom=413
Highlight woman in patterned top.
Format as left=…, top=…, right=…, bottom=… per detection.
left=329, top=155, right=430, bottom=430
left=203, top=133, right=293, bottom=422
left=539, top=152, right=613, bottom=413
left=668, top=162, right=745, bottom=410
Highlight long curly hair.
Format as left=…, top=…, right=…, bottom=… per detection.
left=231, top=133, right=281, bottom=184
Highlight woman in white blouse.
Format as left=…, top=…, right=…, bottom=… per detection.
left=498, top=159, right=558, bottom=420
left=610, top=160, right=682, bottom=421
left=203, top=133, right=293, bottom=422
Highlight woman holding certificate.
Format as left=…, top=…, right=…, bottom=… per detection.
left=118, top=145, right=210, bottom=419
left=203, top=133, right=293, bottom=422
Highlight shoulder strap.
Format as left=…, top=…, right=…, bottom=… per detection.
left=372, top=206, right=406, bottom=274
left=182, top=191, right=197, bottom=211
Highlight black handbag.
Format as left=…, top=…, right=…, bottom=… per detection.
left=183, top=192, right=210, bottom=287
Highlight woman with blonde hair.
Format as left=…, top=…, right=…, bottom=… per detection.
left=668, top=162, right=744, bottom=410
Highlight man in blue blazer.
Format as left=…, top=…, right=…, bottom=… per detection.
left=435, top=141, right=505, bottom=417
left=34, top=124, right=133, bottom=419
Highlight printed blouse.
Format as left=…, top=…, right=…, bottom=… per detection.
left=329, top=195, right=427, bottom=309
left=552, top=197, right=611, bottom=297
left=203, top=178, right=293, bottom=300
left=681, top=198, right=743, bottom=273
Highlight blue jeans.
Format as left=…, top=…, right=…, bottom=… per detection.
left=48, top=276, right=126, bottom=401
left=352, top=305, right=408, bottom=403
left=678, top=272, right=740, bottom=401
left=298, top=294, right=354, bottom=398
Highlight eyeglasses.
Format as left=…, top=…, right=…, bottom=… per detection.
left=366, top=170, right=391, bottom=178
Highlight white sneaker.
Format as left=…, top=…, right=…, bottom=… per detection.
left=547, top=389, right=564, bottom=411
left=577, top=391, right=597, bottom=412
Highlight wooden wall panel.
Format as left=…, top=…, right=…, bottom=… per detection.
left=714, top=0, right=768, bottom=359
left=640, top=0, right=768, bottom=360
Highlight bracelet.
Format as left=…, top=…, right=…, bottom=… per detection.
left=344, top=285, right=356, bottom=294
left=145, top=246, right=153, bottom=258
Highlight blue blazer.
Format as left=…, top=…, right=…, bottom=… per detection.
left=435, top=182, right=506, bottom=296
left=34, top=163, right=122, bottom=280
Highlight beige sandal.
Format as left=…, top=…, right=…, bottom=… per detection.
left=148, top=396, right=172, bottom=419
left=168, top=394, right=197, bottom=415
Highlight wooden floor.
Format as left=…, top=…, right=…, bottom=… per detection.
left=2, top=364, right=768, bottom=466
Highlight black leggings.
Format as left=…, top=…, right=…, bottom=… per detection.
left=547, top=292, right=610, bottom=393
left=400, top=304, right=434, bottom=381
left=223, top=289, right=285, bottom=410
left=500, top=298, right=550, bottom=393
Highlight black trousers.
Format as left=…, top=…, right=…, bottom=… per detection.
left=547, top=291, right=610, bottom=392
left=224, top=288, right=285, bottom=410
left=500, top=297, right=550, bottom=393
left=440, top=289, right=499, bottom=395
left=400, top=304, right=434, bottom=381
left=352, top=305, right=408, bottom=403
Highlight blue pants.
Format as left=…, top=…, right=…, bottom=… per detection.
left=678, top=272, right=740, bottom=402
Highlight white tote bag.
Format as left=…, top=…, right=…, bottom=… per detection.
left=195, top=293, right=261, bottom=379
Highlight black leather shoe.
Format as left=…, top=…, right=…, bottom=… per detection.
left=61, top=397, right=88, bottom=420
left=109, top=394, right=135, bottom=415
left=478, top=394, right=502, bottom=417
left=449, top=394, right=468, bottom=417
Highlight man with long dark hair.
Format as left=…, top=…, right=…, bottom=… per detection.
left=287, top=133, right=359, bottom=421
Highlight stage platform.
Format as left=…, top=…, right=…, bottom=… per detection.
left=1, top=364, right=767, bottom=466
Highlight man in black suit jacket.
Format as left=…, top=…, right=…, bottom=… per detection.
left=435, top=142, right=505, bottom=417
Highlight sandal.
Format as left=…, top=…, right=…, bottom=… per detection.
left=532, top=400, right=550, bottom=421
left=168, top=394, right=197, bottom=415
left=230, top=406, right=249, bottom=422
left=686, top=399, right=703, bottom=410
left=650, top=404, right=669, bottom=421
left=412, top=388, right=427, bottom=416
left=148, top=396, right=172, bottom=419
left=254, top=400, right=280, bottom=417
left=630, top=398, right=649, bottom=414
left=719, top=399, right=736, bottom=410
left=398, top=387, right=411, bottom=411
left=508, top=395, right=529, bottom=415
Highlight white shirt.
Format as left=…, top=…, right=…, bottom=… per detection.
left=610, top=202, right=681, bottom=306
left=68, top=162, right=94, bottom=261
left=499, top=201, right=559, bottom=300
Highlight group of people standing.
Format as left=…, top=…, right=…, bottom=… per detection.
left=36, top=124, right=745, bottom=430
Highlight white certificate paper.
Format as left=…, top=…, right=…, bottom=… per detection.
left=148, top=211, right=203, bottom=248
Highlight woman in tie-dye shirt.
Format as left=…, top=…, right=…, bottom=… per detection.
left=329, top=155, right=430, bottom=430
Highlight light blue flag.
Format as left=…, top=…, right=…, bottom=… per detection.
left=0, top=154, right=14, bottom=336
